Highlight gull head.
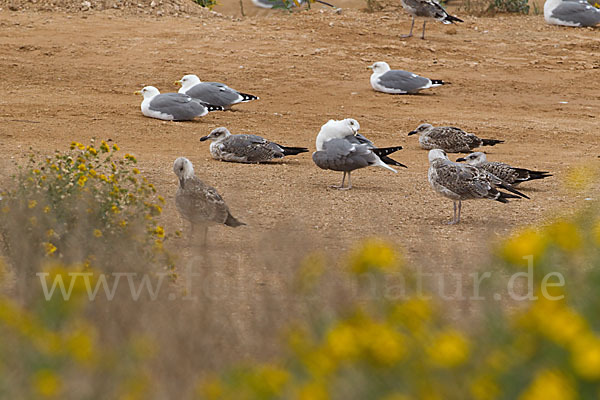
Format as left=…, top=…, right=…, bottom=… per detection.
left=315, top=118, right=361, bottom=150
left=456, top=152, right=486, bottom=165
left=200, top=127, right=231, bottom=143
left=173, top=157, right=195, bottom=183
left=135, top=86, right=160, bottom=99
left=175, top=74, right=202, bottom=90
left=428, top=149, right=449, bottom=163
left=408, top=123, right=434, bottom=136
left=368, top=61, right=391, bottom=74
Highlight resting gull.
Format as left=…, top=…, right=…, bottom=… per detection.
left=428, top=149, right=528, bottom=224
left=368, top=62, right=446, bottom=94
left=200, top=127, right=309, bottom=163
left=312, top=118, right=407, bottom=190
left=135, top=86, right=222, bottom=121
left=408, top=123, right=503, bottom=153
left=456, top=152, right=552, bottom=186
left=173, top=157, right=245, bottom=244
left=175, top=74, right=259, bottom=110
left=252, top=0, right=337, bottom=8
left=400, top=0, right=463, bottom=39
left=544, top=0, right=600, bottom=26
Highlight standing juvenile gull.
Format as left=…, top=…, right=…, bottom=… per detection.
left=135, top=86, right=222, bottom=121
left=199, top=127, right=309, bottom=163
left=400, top=0, right=463, bottom=39
left=312, top=118, right=407, bottom=190
left=368, top=62, right=446, bottom=95
left=408, top=123, right=503, bottom=153
left=173, top=157, right=245, bottom=244
left=544, top=0, right=600, bottom=26
left=175, top=75, right=259, bottom=110
left=428, top=149, right=528, bottom=224
left=456, top=152, right=552, bottom=186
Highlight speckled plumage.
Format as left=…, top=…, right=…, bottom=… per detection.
left=456, top=152, right=552, bottom=186
left=409, top=123, right=503, bottom=153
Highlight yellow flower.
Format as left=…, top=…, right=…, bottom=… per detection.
left=77, top=164, right=87, bottom=172
left=500, top=228, right=547, bottom=267
left=350, top=238, right=401, bottom=274
left=529, top=300, right=586, bottom=346
left=519, top=369, right=575, bottom=400
left=545, top=220, right=582, bottom=252
left=93, top=229, right=102, bottom=238
left=252, top=365, right=289, bottom=397
left=112, top=144, right=120, bottom=151
left=298, top=382, right=329, bottom=400
left=28, top=199, right=37, bottom=209
left=158, top=195, right=165, bottom=204
left=389, top=296, right=432, bottom=333
left=42, top=242, right=57, bottom=256
left=46, top=229, right=55, bottom=237
left=33, top=369, right=62, bottom=397
left=70, top=141, right=79, bottom=150
left=88, top=168, right=97, bottom=177
left=77, top=143, right=85, bottom=150
left=33, top=168, right=40, bottom=174
left=325, top=322, right=360, bottom=361
left=99, top=174, right=108, bottom=182
left=571, top=333, right=600, bottom=380
left=154, top=225, right=165, bottom=238
left=111, top=204, right=120, bottom=214
left=119, top=220, right=127, bottom=227
left=132, top=168, right=140, bottom=174
left=362, top=322, right=405, bottom=366
left=125, top=153, right=137, bottom=162
left=77, top=176, right=87, bottom=187
left=427, top=329, right=470, bottom=368
left=87, top=146, right=97, bottom=155
left=471, top=375, right=500, bottom=400
left=65, top=324, right=96, bottom=363
left=100, top=141, right=109, bottom=153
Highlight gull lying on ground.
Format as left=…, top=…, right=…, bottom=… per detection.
left=173, top=157, right=245, bottom=245
left=312, top=118, right=406, bottom=190
left=200, top=127, right=309, bottom=163
left=456, top=152, right=552, bottom=186
left=368, top=62, right=446, bottom=94
left=408, top=123, right=503, bottom=153
left=400, top=0, right=463, bottom=39
left=544, top=0, right=600, bottom=26
left=135, top=86, right=222, bottom=121
left=428, top=149, right=528, bottom=224
left=175, top=74, right=258, bottom=110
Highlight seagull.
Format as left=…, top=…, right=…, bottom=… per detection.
left=368, top=62, right=446, bottom=95
left=135, top=86, right=222, bottom=121
left=408, top=123, right=503, bottom=153
left=199, top=127, right=309, bottom=163
left=400, top=0, right=463, bottom=39
left=456, top=152, right=552, bottom=186
left=428, top=149, right=528, bottom=224
left=173, top=157, right=245, bottom=245
left=312, top=118, right=407, bottom=190
left=175, top=75, right=259, bottom=110
left=544, top=0, right=600, bottom=26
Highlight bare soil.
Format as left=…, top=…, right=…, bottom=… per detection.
left=1, top=3, right=599, bottom=282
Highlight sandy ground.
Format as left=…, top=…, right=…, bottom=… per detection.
left=1, top=5, right=599, bottom=302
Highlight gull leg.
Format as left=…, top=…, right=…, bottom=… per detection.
left=457, top=200, right=462, bottom=224
left=421, top=21, right=426, bottom=40
left=330, top=171, right=348, bottom=190
left=447, top=201, right=459, bottom=225
left=401, top=16, right=415, bottom=38
left=341, top=172, right=352, bottom=191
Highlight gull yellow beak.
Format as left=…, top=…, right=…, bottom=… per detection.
left=134, top=90, right=142, bottom=95
left=174, top=80, right=182, bottom=86
left=367, top=65, right=373, bottom=70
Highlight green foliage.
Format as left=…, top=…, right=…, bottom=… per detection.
left=192, top=0, right=218, bottom=10
left=492, top=0, right=529, bottom=14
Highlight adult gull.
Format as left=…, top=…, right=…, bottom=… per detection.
left=312, top=118, right=407, bottom=190
left=428, top=149, right=528, bottom=224
left=200, top=127, right=309, bottom=163
left=175, top=74, right=259, bottom=110
left=400, top=0, right=463, bottom=39
left=456, top=152, right=552, bottom=186
left=544, top=0, right=600, bottom=26
left=173, top=157, right=245, bottom=244
left=135, top=86, right=222, bottom=121
left=368, top=62, right=446, bottom=94
left=408, top=123, right=503, bottom=153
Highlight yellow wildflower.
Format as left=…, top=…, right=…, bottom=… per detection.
left=154, top=225, right=165, bottom=238
left=545, top=220, right=582, bottom=252
left=500, top=228, right=547, bottom=267
left=132, top=167, right=140, bottom=174
left=112, top=144, right=120, bottom=151
left=33, top=168, right=40, bottom=174
left=350, top=238, right=401, bottom=274
left=46, top=229, right=55, bottom=237
left=427, top=329, right=470, bottom=368
left=389, top=296, right=432, bottom=333
left=77, top=175, right=87, bottom=187
left=471, top=374, right=500, bottom=400
left=87, top=146, right=97, bottom=155
left=111, top=204, right=120, bottom=214
left=99, top=174, right=108, bottom=182
left=77, top=163, right=87, bottom=172
left=88, top=168, right=97, bottom=177
left=298, top=382, right=329, bottom=400
left=65, top=324, right=96, bottom=363
left=119, top=220, right=127, bottom=227
left=33, top=369, right=62, bottom=397
left=571, top=333, right=600, bottom=380
left=325, top=322, right=360, bottom=360
left=77, top=143, right=85, bottom=150
left=519, top=369, right=575, bottom=400
left=158, top=195, right=165, bottom=204
left=100, top=141, right=109, bottom=153
left=28, top=199, right=37, bottom=209
left=93, top=229, right=102, bottom=238
left=43, top=242, right=57, bottom=256
left=125, top=153, right=137, bottom=162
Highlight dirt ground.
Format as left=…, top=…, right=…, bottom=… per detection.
left=1, top=3, right=599, bottom=290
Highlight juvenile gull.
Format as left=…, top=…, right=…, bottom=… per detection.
left=135, top=86, right=222, bottom=121
left=408, top=123, right=503, bottom=153
left=456, top=152, right=552, bottom=186
left=175, top=75, right=259, bottom=110
left=312, top=118, right=407, bottom=190
left=400, top=0, right=463, bottom=39
left=173, top=157, right=245, bottom=244
left=200, top=127, right=309, bottom=163
left=544, top=0, right=600, bottom=26
left=428, top=149, right=528, bottom=224
left=368, top=62, right=446, bottom=95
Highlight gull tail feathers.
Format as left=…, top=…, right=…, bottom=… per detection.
left=225, top=213, right=246, bottom=227
left=280, top=146, right=310, bottom=156
left=481, top=138, right=504, bottom=146
left=238, top=92, right=259, bottom=102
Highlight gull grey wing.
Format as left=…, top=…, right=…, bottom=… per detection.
left=551, top=1, right=600, bottom=26
left=347, top=134, right=374, bottom=147
left=185, top=83, right=242, bottom=107
left=149, top=93, right=206, bottom=120
left=377, top=70, right=431, bottom=93
left=403, top=0, right=450, bottom=18
left=312, top=139, right=377, bottom=172
left=434, top=160, right=498, bottom=200
left=219, top=134, right=283, bottom=163
left=176, top=177, right=230, bottom=224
